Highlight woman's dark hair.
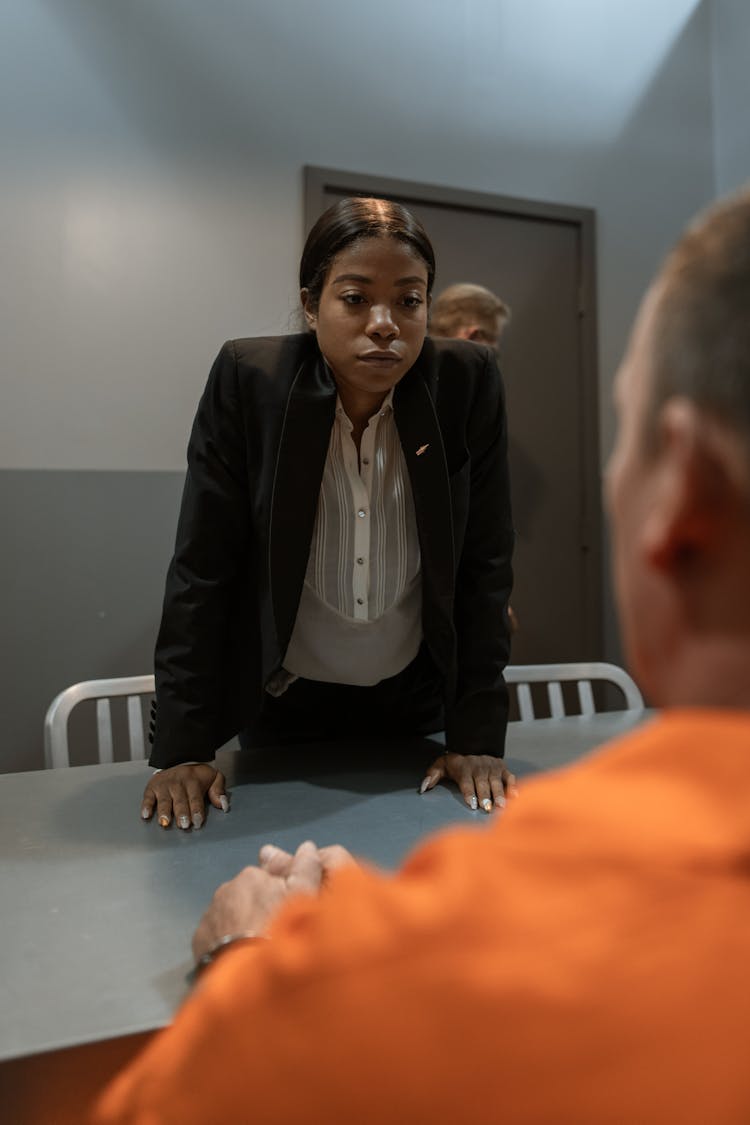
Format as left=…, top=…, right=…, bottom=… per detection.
left=299, top=196, right=436, bottom=312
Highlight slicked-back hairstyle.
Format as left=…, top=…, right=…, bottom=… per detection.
left=429, top=283, right=511, bottom=338
left=299, top=196, right=436, bottom=314
left=648, top=189, right=750, bottom=448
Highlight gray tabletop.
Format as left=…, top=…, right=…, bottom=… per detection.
left=0, top=712, right=647, bottom=1062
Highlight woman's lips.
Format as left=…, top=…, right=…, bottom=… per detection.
left=358, top=352, right=402, bottom=366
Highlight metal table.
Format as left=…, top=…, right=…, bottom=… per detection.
left=0, top=712, right=647, bottom=1120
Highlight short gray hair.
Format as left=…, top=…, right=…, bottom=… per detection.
left=648, top=188, right=750, bottom=449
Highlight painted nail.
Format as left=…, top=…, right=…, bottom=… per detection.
left=192, top=812, right=203, bottom=829
left=470, top=796, right=478, bottom=811
left=482, top=798, right=493, bottom=813
left=495, top=795, right=507, bottom=810
left=140, top=807, right=150, bottom=820
left=158, top=814, right=170, bottom=828
left=419, top=778, right=430, bottom=795
left=178, top=815, right=190, bottom=830
left=219, top=795, right=230, bottom=812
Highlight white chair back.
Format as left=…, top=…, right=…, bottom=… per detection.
left=44, top=676, right=155, bottom=768
left=504, top=662, right=643, bottom=722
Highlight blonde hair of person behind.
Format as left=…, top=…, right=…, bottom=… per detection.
left=429, top=283, right=511, bottom=338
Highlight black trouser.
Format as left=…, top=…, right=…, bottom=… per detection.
left=244, top=643, right=445, bottom=749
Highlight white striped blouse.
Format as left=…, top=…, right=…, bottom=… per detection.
left=280, top=389, right=423, bottom=687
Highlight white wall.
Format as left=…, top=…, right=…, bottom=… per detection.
left=3, top=0, right=740, bottom=767
left=1, top=0, right=715, bottom=472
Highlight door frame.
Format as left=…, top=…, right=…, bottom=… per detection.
left=303, top=165, right=602, bottom=661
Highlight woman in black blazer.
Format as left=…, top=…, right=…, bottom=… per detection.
left=141, top=197, right=515, bottom=830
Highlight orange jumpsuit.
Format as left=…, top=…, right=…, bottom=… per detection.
left=94, top=711, right=750, bottom=1124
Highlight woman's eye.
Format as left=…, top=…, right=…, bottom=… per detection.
left=342, top=293, right=366, bottom=305
left=401, top=294, right=424, bottom=309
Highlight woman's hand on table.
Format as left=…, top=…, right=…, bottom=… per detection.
left=420, top=752, right=518, bottom=813
left=191, top=840, right=358, bottom=961
left=140, top=764, right=228, bottom=830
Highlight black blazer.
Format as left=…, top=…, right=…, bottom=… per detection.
left=150, top=333, right=514, bottom=768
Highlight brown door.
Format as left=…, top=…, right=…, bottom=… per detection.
left=304, top=168, right=601, bottom=664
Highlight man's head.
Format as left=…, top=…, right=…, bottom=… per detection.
left=429, top=283, right=511, bottom=350
left=606, top=189, right=750, bottom=708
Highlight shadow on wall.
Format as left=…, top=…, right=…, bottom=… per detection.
left=593, top=0, right=714, bottom=668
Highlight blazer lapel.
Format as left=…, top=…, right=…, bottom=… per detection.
left=269, top=353, right=336, bottom=657
left=394, top=363, right=455, bottom=606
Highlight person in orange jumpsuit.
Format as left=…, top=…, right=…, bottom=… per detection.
left=95, top=188, right=750, bottom=1124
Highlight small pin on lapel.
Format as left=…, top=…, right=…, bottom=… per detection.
left=416, top=444, right=430, bottom=457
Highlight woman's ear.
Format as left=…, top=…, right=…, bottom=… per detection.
left=300, top=289, right=317, bottom=330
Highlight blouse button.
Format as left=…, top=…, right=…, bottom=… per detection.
left=356, top=557, right=364, bottom=565
left=356, top=598, right=364, bottom=605
left=357, top=509, right=366, bottom=518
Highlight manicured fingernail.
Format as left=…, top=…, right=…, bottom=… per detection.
left=140, top=807, right=150, bottom=820
left=495, top=795, right=507, bottom=810
left=482, top=798, right=493, bottom=813
left=259, top=844, right=276, bottom=861
left=192, top=812, right=203, bottom=829
left=178, top=815, right=190, bottom=829
left=219, top=795, right=229, bottom=812
left=158, top=815, right=170, bottom=828
left=470, top=796, right=478, bottom=810
left=419, top=778, right=430, bottom=795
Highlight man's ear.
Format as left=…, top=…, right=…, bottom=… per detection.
left=453, top=324, right=476, bottom=341
left=300, top=289, right=317, bottom=330
left=644, top=398, right=746, bottom=573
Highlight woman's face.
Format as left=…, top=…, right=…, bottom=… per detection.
left=302, top=236, right=429, bottom=409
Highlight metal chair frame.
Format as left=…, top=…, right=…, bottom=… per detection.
left=44, top=675, right=155, bottom=768
left=504, top=662, right=643, bottom=722
left=43, top=663, right=642, bottom=765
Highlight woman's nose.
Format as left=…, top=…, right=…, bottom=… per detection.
left=367, top=304, right=399, bottom=339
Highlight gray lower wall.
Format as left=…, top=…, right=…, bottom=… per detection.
left=1, top=470, right=184, bottom=773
